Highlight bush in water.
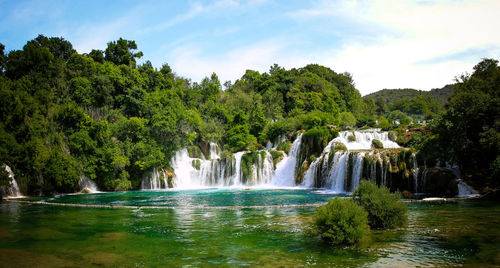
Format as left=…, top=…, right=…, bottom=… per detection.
left=313, top=197, right=369, bottom=245
left=353, top=180, right=408, bottom=229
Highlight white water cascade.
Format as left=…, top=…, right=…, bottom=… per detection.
left=141, top=129, right=471, bottom=197
left=333, top=130, right=400, bottom=150
left=271, top=133, right=303, bottom=187
left=78, top=176, right=99, bottom=193
left=141, top=168, right=170, bottom=190
left=2, top=165, right=22, bottom=198
left=412, top=154, right=420, bottom=193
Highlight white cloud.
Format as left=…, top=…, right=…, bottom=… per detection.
left=167, top=38, right=286, bottom=83
left=287, top=0, right=500, bottom=94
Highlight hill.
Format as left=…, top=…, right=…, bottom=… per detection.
left=364, top=84, right=454, bottom=107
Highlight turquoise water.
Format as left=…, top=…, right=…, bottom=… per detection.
left=1, top=189, right=499, bottom=267
left=44, top=188, right=345, bottom=207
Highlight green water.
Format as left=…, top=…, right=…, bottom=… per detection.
left=1, top=189, right=499, bottom=267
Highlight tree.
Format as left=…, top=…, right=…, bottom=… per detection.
left=34, top=35, right=76, bottom=60
left=104, top=38, right=143, bottom=68
left=88, top=49, right=104, bottom=63
left=433, top=59, right=499, bottom=184
left=0, top=43, right=6, bottom=73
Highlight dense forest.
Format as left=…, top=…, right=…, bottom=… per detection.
left=0, top=36, right=498, bottom=195
left=362, top=85, right=454, bottom=123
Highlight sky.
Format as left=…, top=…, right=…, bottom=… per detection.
left=0, top=0, right=499, bottom=95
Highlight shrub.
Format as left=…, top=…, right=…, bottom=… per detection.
left=312, top=197, right=369, bottom=245
left=371, top=139, right=383, bottom=149
left=353, top=181, right=408, bottom=229
left=340, top=112, right=357, bottom=129
left=348, top=135, right=356, bottom=142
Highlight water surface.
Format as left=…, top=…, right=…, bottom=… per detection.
left=0, top=189, right=498, bottom=267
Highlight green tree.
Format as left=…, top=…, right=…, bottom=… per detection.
left=105, top=38, right=143, bottom=67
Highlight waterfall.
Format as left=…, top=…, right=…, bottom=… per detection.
left=141, top=168, right=169, bottom=190
left=325, top=152, right=349, bottom=193
left=209, top=142, right=220, bottom=160
left=78, top=176, right=99, bottom=193
left=271, top=133, right=303, bottom=187
left=412, top=154, right=419, bottom=193
left=2, top=165, right=21, bottom=197
left=350, top=152, right=365, bottom=192
left=334, top=130, right=400, bottom=150
left=162, top=130, right=427, bottom=193
left=457, top=179, right=479, bottom=197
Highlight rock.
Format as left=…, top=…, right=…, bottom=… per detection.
left=81, top=188, right=92, bottom=194
left=371, top=139, right=383, bottom=149
left=424, top=167, right=458, bottom=197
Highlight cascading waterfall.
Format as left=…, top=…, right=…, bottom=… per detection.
left=412, top=154, right=419, bottom=193
left=161, top=130, right=402, bottom=191
left=141, top=168, right=169, bottom=190
left=142, top=129, right=469, bottom=197
left=1, top=165, right=21, bottom=197
left=271, top=133, right=303, bottom=187
left=326, top=152, right=349, bottom=192
left=351, top=152, right=365, bottom=191
left=334, top=130, right=400, bottom=150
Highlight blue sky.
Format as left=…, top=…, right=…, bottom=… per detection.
left=1, top=0, right=499, bottom=95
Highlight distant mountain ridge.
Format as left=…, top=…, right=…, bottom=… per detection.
left=364, top=84, right=454, bottom=107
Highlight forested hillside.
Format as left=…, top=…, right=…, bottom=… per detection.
left=0, top=36, right=377, bottom=194
left=0, top=36, right=498, bottom=195
left=362, top=85, right=454, bottom=122
left=365, top=85, right=453, bottom=106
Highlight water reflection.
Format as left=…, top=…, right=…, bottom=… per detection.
left=0, top=197, right=498, bottom=266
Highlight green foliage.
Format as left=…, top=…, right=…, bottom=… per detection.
left=347, top=134, right=356, bottom=142
left=340, top=112, right=356, bottom=129
left=425, top=58, right=499, bottom=189
left=277, top=141, right=292, bottom=154
left=312, top=197, right=369, bottom=245
left=353, top=181, right=408, bottom=229
left=223, top=125, right=256, bottom=152
left=371, top=139, right=383, bottom=149
left=104, top=38, right=143, bottom=68
left=266, top=120, right=295, bottom=142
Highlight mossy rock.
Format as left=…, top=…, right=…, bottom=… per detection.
left=332, top=142, right=347, bottom=152
left=347, top=134, right=356, bottom=142
left=269, top=150, right=284, bottom=168
left=388, top=131, right=398, bottom=142
left=187, top=146, right=204, bottom=159
left=424, top=168, right=458, bottom=197
left=81, top=188, right=92, bottom=194
left=371, top=139, right=383, bottom=149
left=192, top=159, right=201, bottom=170
left=241, top=151, right=259, bottom=183
left=296, top=160, right=309, bottom=185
